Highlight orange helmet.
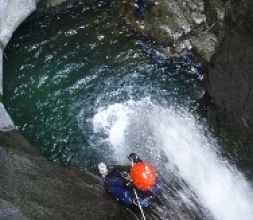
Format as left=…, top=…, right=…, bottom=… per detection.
left=130, top=162, right=156, bottom=191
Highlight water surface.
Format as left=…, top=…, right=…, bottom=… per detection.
left=4, top=4, right=253, bottom=220
left=4, top=5, right=201, bottom=169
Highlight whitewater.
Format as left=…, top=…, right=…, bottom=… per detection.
left=92, top=99, right=253, bottom=220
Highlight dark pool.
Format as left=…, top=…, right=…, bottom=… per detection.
left=3, top=3, right=202, bottom=169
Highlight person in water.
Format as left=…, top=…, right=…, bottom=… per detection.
left=129, top=0, right=159, bottom=24
left=98, top=153, right=158, bottom=208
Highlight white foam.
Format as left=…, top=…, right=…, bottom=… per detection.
left=150, top=105, right=253, bottom=220
left=92, top=99, right=253, bottom=220
left=92, top=102, right=134, bottom=162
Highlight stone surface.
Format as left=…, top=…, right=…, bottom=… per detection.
left=0, top=48, right=2, bottom=96
left=119, top=0, right=225, bottom=62
left=207, top=0, right=253, bottom=132
left=0, top=2, right=136, bottom=219
left=0, top=0, right=37, bottom=47
left=190, top=32, right=218, bottom=61
left=0, top=0, right=38, bottom=96
left=119, top=0, right=253, bottom=140
left=0, top=130, right=135, bottom=220
left=0, top=103, right=15, bottom=131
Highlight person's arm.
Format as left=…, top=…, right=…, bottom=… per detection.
left=128, top=153, right=142, bottom=163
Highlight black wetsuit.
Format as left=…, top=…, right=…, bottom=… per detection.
left=134, top=0, right=157, bottom=21
left=136, top=0, right=145, bottom=20
left=104, top=168, right=154, bottom=208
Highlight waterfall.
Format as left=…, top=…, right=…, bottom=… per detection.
left=2, top=1, right=253, bottom=218
left=92, top=99, right=253, bottom=220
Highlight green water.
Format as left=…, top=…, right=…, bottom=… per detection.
left=4, top=4, right=253, bottom=220
left=3, top=4, right=202, bottom=169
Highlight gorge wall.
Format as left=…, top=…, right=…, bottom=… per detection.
left=119, top=0, right=225, bottom=61
left=120, top=0, right=253, bottom=141
left=0, top=0, right=70, bottom=130
left=0, top=130, right=134, bottom=220
left=0, top=0, right=38, bottom=130
left=0, top=1, right=135, bottom=219
left=207, top=0, right=253, bottom=133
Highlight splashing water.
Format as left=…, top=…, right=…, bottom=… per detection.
left=92, top=99, right=253, bottom=220
left=4, top=4, right=253, bottom=219
left=92, top=102, right=134, bottom=163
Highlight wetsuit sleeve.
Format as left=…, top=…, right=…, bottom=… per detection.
left=106, top=175, right=136, bottom=206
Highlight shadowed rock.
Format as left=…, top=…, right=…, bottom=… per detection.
left=0, top=130, right=135, bottom=220
left=118, top=0, right=225, bottom=61
left=207, top=0, right=253, bottom=131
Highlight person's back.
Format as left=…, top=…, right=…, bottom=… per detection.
left=104, top=168, right=137, bottom=206
left=98, top=153, right=156, bottom=208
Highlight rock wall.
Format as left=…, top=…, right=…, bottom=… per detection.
left=207, top=0, right=253, bottom=132
left=120, top=0, right=253, bottom=138
left=0, top=0, right=38, bottom=130
left=0, top=1, right=135, bottom=219
left=0, top=0, right=38, bottom=94
left=0, top=0, right=70, bottom=101
left=0, top=103, right=14, bottom=131
left=0, top=130, right=134, bottom=219
left=119, top=0, right=225, bottom=61
left=0, top=48, right=2, bottom=99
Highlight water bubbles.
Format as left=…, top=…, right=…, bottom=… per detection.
left=91, top=99, right=253, bottom=220
left=92, top=102, right=135, bottom=163
left=37, top=75, right=48, bottom=89
left=44, top=54, right=53, bottom=63
left=64, top=29, right=78, bottom=36
left=89, top=43, right=96, bottom=50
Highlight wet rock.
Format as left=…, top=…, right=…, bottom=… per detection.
left=190, top=32, right=218, bottom=61
left=207, top=0, right=253, bottom=132
left=0, top=103, right=15, bottom=131
left=199, top=0, right=253, bottom=168
left=118, top=0, right=225, bottom=62
left=0, top=40, right=4, bottom=51
left=118, top=0, right=253, bottom=147
left=0, top=199, right=28, bottom=220
left=0, top=130, right=135, bottom=220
